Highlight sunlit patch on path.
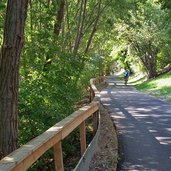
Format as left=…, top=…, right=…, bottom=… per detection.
left=100, top=76, right=171, bottom=171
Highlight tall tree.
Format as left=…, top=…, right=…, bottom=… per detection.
left=0, top=0, right=28, bottom=158
left=54, top=0, right=65, bottom=37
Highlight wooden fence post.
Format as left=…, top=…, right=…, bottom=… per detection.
left=93, top=110, right=99, bottom=135
left=53, top=141, right=64, bottom=171
left=93, top=90, right=95, bottom=99
left=89, top=86, right=92, bottom=102
left=80, top=121, right=86, bottom=156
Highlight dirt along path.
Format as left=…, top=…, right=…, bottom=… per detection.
left=100, top=76, right=171, bottom=171
left=89, top=82, right=118, bottom=171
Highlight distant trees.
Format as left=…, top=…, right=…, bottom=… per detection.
left=111, top=0, right=171, bottom=78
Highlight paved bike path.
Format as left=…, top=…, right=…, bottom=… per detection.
left=100, top=76, right=171, bottom=171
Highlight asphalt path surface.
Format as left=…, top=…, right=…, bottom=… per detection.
left=100, top=76, right=171, bottom=171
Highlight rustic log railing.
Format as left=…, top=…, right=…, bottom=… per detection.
left=0, top=76, right=105, bottom=171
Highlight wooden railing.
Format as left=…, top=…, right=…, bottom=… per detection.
left=90, top=76, right=105, bottom=102
left=0, top=76, right=105, bottom=171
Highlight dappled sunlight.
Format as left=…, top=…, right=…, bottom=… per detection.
left=101, top=97, right=112, bottom=102
left=136, top=71, right=171, bottom=103
left=102, top=103, right=111, bottom=106
left=100, top=76, right=171, bottom=170
left=165, top=128, right=171, bottom=132
left=100, top=90, right=108, bottom=94
left=127, top=107, right=152, bottom=112
left=149, top=129, right=158, bottom=133
left=108, top=82, right=116, bottom=86
left=154, top=77, right=171, bottom=87
left=155, top=137, right=171, bottom=145
left=1, top=156, right=15, bottom=163
left=121, top=162, right=156, bottom=171
left=47, top=125, right=63, bottom=133
left=114, top=115, right=127, bottom=119
left=128, top=73, right=147, bottom=85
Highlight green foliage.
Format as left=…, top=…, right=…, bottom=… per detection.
left=110, top=0, right=171, bottom=77
left=19, top=53, right=84, bottom=143
left=136, top=71, right=171, bottom=102
left=159, top=0, right=171, bottom=11
left=0, top=1, right=6, bottom=44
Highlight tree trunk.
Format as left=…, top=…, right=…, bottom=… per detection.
left=29, top=0, right=33, bottom=32
left=144, top=52, right=157, bottom=79
left=54, top=0, right=65, bottom=37
left=157, top=63, right=171, bottom=76
left=84, top=0, right=102, bottom=54
left=47, top=0, right=51, bottom=6
left=73, top=0, right=87, bottom=56
left=84, top=0, right=111, bottom=54
left=132, top=41, right=157, bottom=79
left=0, top=0, right=28, bottom=158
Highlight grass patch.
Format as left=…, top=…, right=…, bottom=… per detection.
left=128, top=73, right=147, bottom=85
left=136, top=71, right=171, bottom=103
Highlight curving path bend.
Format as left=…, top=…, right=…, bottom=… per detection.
left=100, top=76, right=171, bottom=171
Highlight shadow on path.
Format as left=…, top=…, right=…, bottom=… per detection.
left=100, top=76, right=171, bottom=171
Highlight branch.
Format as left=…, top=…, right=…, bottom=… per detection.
left=84, top=0, right=112, bottom=53
left=54, top=0, right=65, bottom=37
left=72, top=0, right=87, bottom=55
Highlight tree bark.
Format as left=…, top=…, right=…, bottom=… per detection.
left=65, top=0, right=72, bottom=52
left=157, top=63, right=171, bottom=76
left=84, top=0, right=102, bottom=54
left=54, top=0, right=65, bottom=37
left=47, top=0, right=51, bottom=6
left=0, top=0, right=28, bottom=158
left=84, top=0, right=112, bottom=54
left=132, top=41, right=157, bottom=78
left=145, top=53, right=157, bottom=78
left=73, top=0, right=87, bottom=55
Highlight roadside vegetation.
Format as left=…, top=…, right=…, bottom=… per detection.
left=136, top=71, right=171, bottom=103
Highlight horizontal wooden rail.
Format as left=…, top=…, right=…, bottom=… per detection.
left=90, top=76, right=105, bottom=102
left=0, top=76, right=105, bottom=171
left=74, top=76, right=105, bottom=170
left=0, top=102, right=99, bottom=171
